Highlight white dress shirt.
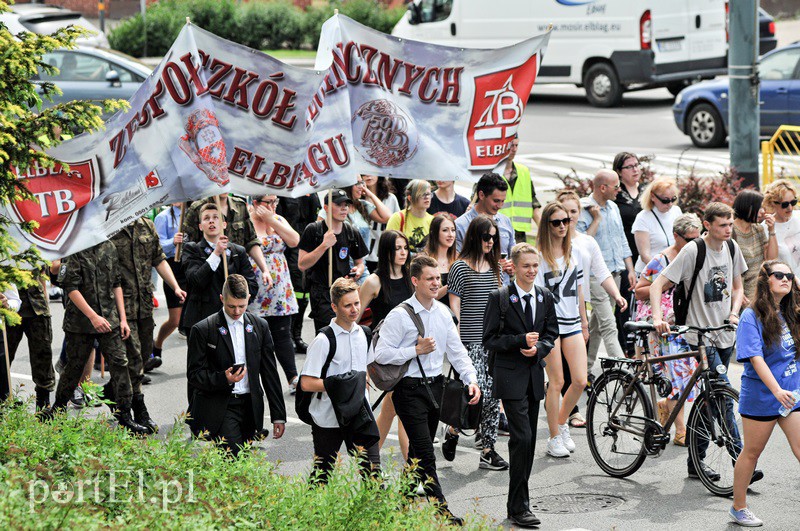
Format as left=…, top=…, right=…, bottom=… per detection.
left=224, top=313, right=250, bottom=395
left=301, top=320, right=370, bottom=428
left=372, top=295, right=478, bottom=386
left=514, top=280, right=536, bottom=318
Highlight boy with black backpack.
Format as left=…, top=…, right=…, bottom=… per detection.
left=650, top=202, right=763, bottom=484
left=298, top=277, right=380, bottom=485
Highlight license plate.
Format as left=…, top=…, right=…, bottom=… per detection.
left=658, top=40, right=683, bottom=52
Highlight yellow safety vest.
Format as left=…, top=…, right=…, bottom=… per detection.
left=500, top=162, right=534, bottom=232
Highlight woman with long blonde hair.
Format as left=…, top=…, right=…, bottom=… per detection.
left=535, top=202, right=589, bottom=459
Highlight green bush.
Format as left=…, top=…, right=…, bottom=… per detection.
left=236, top=0, right=305, bottom=51
left=0, top=400, right=485, bottom=528
left=108, top=0, right=406, bottom=57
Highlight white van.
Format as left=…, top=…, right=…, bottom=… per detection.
left=392, top=0, right=729, bottom=107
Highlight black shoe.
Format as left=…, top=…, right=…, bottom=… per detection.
left=442, top=426, right=459, bottom=462
left=144, top=355, right=162, bottom=373
left=35, top=389, right=51, bottom=410
left=750, top=469, right=764, bottom=485
left=498, top=412, right=510, bottom=436
left=69, top=387, right=86, bottom=408
left=479, top=449, right=509, bottom=471
left=142, top=375, right=152, bottom=385
left=293, top=337, right=308, bottom=354
left=688, top=461, right=720, bottom=482
left=37, top=401, right=67, bottom=422
left=508, top=511, right=541, bottom=528
left=439, top=509, right=463, bottom=527
left=115, top=408, right=150, bottom=435
left=131, top=393, right=158, bottom=434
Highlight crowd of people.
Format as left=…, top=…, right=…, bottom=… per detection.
left=1, top=141, right=799, bottom=528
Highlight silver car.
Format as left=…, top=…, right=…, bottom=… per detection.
left=1, top=3, right=109, bottom=48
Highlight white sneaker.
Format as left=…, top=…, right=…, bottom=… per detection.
left=546, top=435, right=570, bottom=458
left=559, top=423, right=576, bottom=453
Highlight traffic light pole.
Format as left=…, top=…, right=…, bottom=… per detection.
left=728, top=0, right=760, bottom=189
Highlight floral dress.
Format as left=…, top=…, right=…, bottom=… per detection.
left=249, top=227, right=298, bottom=317
left=635, top=253, right=698, bottom=401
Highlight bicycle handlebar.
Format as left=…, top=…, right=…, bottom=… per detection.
left=623, top=321, right=736, bottom=335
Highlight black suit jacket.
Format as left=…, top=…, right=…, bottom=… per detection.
left=186, top=310, right=286, bottom=437
left=181, top=240, right=258, bottom=333
left=483, top=284, right=559, bottom=401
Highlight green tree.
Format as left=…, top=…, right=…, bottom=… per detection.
left=0, top=0, right=127, bottom=329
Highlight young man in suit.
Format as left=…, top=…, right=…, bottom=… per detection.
left=483, top=243, right=559, bottom=528
left=181, top=203, right=258, bottom=334
left=187, top=274, right=286, bottom=456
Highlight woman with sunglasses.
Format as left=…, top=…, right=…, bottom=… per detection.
left=732, top=189, right=778, bottom=305
left=632, top=177, right=682, bottom=275
left=729, top=260, right=800, bottom=527
left=634, top=214, right=703, bottom=447
left=359, top=230, right=413, bottom=461
left=423, top=213, right=458, bottom=307
left=763, top=179, right=800, bottom=283
left=248, top=194, right=302, bottom=393
left=447, top=215, right=508, bottom=471
left=536, top=202, right=588, bottom=458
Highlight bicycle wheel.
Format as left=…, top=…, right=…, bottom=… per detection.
left=587, top=371, right=652, bottom=477
left=687, top=385, right=742, bottom=497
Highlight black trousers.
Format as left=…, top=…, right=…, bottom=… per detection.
left=310, top=423, right=381, bottom=484
left=503, top=382, right=541, bottom=516
left=265, top=315, right=297, bottom=381
left=392, top=376, right=447, bottom=506
left=217, top=393, right=256, bottom=456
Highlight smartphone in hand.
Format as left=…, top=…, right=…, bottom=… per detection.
left=231, top=363, right=245, bottom=373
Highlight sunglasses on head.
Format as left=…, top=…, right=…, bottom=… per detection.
left=480, top=232, right=495, bottom=243
left=655, top=194, right=678, bottom=204
left=549, top=217, right=570, bottom=227
left=769, top=271, right=795, bottom=281
left=773, top=199, right=798, bottom=209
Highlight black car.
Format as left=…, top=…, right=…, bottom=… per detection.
left=759, top=7, right=778, bottom=56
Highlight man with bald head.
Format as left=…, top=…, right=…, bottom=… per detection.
left=577, top=169, right=634, bottom=369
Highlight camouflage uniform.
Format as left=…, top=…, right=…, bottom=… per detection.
left=0, top=271, right=55, bottom=395
left=181, top=195, right=259, bottom=250
left=110, top=218, right=166, bottom=393
left=56, top=241, right=132, bottom=409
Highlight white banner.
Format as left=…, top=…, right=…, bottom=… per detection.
left=7, top=15, right=549, bottom=260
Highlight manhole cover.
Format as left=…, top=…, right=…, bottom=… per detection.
left=529, top=493, right=624, bottom=514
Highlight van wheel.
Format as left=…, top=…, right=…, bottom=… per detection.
left=687, top=103, right=725, bottom=148
left=583, top=63, right=623, bottom=107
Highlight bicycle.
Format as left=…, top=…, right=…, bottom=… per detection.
left=586, top=321, right=743, bottom=497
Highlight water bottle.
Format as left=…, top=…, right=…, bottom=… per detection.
left=778, top=389, right=800, bottom=417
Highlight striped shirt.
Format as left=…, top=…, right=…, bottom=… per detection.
left=447, top=259, right=502, bottom=344
left=535, top=252, right=584, bottom=334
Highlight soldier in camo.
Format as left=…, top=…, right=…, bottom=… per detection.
left=39, top=241, right=148, bottom=434
left=0, top=270, right=55, bottom=409
left=181, top=194, right=271, bottom=285
left=108, top=217, right=185, bottom=433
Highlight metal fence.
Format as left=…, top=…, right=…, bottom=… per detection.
left=761, top=125, right=800, bottom=188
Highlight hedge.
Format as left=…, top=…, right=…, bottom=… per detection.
left=108, top=0, right=406, bottom=57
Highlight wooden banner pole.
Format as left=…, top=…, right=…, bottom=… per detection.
left=174, top=202, right=187, bottom=262
left=2, top=319, right=12, bottom=401
left=327, top=189, right=333, bottom=286
left=215, top=195, right=229, bottom=278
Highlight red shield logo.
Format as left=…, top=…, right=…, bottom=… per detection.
left=465, top=54, right=539, bottom=170
left=144, top=169, right=162, bottom=189
left=8, top=158, right=99, bottom=250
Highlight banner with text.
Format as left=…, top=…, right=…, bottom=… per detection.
left=6, top=16, right=549, bottom=260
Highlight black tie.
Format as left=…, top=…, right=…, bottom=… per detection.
left=523, top=294, right=534, bottom=330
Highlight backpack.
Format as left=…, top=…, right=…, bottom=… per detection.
left=295, top=324, right=372, bottom=425
left=367, top=302, right=425, bottom=391
left=487, top=285, right=511, bottom=377
left=672, top=238, right=735, bottom=326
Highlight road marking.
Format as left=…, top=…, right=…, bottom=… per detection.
left=11, top=372, right=32, bottom=381
left=567, top=112, right=629, bottom=118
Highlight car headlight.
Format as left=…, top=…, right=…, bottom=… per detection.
left=675, top=91, right=683, bottom=105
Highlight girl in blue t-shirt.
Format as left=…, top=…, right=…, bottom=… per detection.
left=729, top=260, right=800, bottom=527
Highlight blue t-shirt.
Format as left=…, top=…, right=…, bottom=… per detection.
left=736, top=308, right=800, bottom=416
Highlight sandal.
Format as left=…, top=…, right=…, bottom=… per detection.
left=673, top=432, right=687, bottom=447
left=568, top=412, right=587, bottom=428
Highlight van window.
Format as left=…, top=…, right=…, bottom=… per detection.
left=759, top=48, right=800, bottom=81
left=419, top=0, right=453, bottom=23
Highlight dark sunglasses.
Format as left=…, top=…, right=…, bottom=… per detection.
left=549, top=217, right=570, bottom=227
left=773, top=199, right=798, bottom=209
left=769, top=271, right=795, bottom=281
left=655, top=194, right=678, bottom=204
left=480, top=232, right=495, bottom=243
